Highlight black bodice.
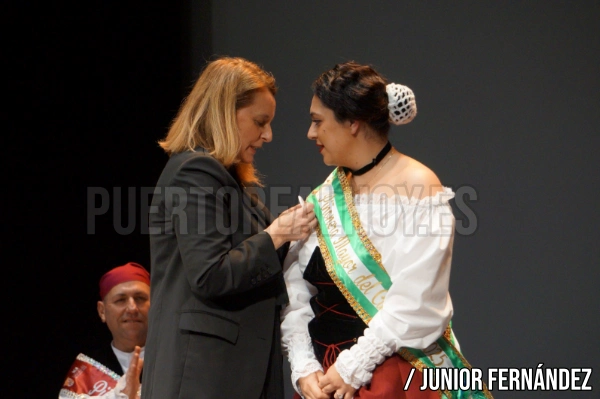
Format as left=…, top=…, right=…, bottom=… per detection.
left=304, top=247, right=368, bottom=368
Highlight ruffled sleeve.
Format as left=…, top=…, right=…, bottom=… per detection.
left=282, top=187, right=457, bottom=391
left=335, top=188, right=456, bottom=388
left=280, top=234, right=322, bottom=395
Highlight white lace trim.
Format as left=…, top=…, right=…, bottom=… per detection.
left=335, top=328, right=394, bottom=389
left=292, top=362, right=323, bottom=397
left=353, top=187, right=455, bottom=207
left=113, top=376, right=128, bottom=399
left=283, top=332, right=324, bottom=395
left=58, top=375, right=128, bottom=399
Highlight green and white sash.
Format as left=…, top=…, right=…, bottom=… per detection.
left=306, top=168, right=493, bottom=399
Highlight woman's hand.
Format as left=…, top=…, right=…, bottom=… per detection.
left=298, top=371, right=330, bottom=399
left=122, top=346, right=143, bottom=399
left=265, top=202, right=317, bottom=249
left=318, top=364, right=356, bottom=399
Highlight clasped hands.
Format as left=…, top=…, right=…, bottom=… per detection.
left=299, top=364, right=357, bottom=399
left=265, top=202, right=317, bottom=249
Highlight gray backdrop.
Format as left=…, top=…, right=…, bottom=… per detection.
left=8, top=1, right=597, bottom=398
left=201, top=1, right=599, bottom=398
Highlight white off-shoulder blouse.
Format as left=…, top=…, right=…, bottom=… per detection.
left=281, top=188, right=458, bottom=393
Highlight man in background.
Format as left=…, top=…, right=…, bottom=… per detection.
left=59, top=262, right=150, bottom=399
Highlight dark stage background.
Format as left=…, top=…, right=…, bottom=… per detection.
left=8, top=2, right=599, bottom=398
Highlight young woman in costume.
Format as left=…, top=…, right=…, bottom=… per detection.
left=281, top=62, right=492, bottom=399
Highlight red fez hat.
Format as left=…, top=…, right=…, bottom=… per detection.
left=99, top=262, right=150, bottom=300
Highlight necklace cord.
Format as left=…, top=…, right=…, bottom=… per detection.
left=343, top=141, right=392, bottom=176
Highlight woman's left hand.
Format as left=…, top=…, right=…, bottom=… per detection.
left=265, top=203, right=317, bottom=249
left=318, top=364, right=356, bottom=399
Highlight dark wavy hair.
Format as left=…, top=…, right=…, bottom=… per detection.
left=312, top=62, right=390, bottom=137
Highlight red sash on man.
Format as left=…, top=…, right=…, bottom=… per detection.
left=60, top=353, right=121, bottom=397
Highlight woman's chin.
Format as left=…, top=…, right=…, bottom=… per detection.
left=239, top=148, right=257, bottom=163
left=235, top=153, right=253, bottom=164
left=322, top=156, right=335, bottom=166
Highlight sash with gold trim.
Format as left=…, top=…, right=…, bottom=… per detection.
left=306, top=168, right=492, bottom=399
left=60, top=353, right=121, bottom=398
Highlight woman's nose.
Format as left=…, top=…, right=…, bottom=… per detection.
left=261, top=125, right=273, bottom=142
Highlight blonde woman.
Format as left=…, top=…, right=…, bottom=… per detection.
left=142, top=57, right=317, bottom=399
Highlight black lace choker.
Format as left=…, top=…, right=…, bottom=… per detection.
left=344, top=141, right=392, bottom=176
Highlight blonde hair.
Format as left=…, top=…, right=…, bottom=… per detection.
left=159, top=57, right=277, bottom=185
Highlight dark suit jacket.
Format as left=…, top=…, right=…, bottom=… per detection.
left=141, top=149, right=288, bottom=399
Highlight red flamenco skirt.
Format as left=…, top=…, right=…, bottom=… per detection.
left=292, top=354, right=438, bottom=399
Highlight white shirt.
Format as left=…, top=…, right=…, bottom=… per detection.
left=112, top=344, right=145, bottom=375
left=281, top=189, right=456, bottom=392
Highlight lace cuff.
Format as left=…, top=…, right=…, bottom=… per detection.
left=283, top=333, right=324, bottom=395
left=112, top=374, right=142, bottom=399
left=291, top=361, right=323, bottom=397
left=113, top=375, right=129, bottom=399
left=335, top=328, right=394, bottom=389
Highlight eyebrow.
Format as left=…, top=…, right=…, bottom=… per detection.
left=111, top=291, right=148, bottom=298
left=309, top=112, right=321, bottom=118
left=254, top=114, right=272, bottom=120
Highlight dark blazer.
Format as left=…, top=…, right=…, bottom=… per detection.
left=141, top=149, right=288, bottom=399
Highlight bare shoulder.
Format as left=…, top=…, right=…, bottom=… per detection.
left=395, top=155, right=444, bottom=199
